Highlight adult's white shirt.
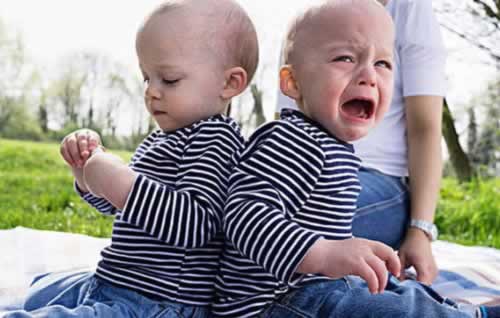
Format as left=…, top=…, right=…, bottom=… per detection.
left=276, top=0, right=447, bottom=177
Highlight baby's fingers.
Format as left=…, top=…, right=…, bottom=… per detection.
left=373, top=243, right=401, bottom=279
left=356, top=261, right=379, bottom=294
left=66, top=132, right=86, bottom=167
left=77, top=133, right=90, bottom=161
left=87, top=131, right=101, bottom=153
left=365, top=255, right=389, bottom=293
left=60, top=140, right=76, bottom=167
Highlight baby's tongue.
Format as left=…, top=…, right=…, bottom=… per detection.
left=342, top=100, right=367, bottom=118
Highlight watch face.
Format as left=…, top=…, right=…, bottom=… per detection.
left=431, top=225, right=438, bottom=241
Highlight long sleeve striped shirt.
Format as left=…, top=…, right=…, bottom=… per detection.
left=213, top=109, right=362, bottom=317
left=78, top=115, right=244, bottom=306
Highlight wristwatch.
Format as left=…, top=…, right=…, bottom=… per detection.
left=409, top=219, right=438, bottom=241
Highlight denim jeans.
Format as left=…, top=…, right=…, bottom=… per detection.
left=3, top=270, right=211, bottom=318
left=352, top=167, right=410, bottom=249
left=261, top=275, right=475, bottom=318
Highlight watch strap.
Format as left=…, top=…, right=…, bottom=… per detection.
left=409, top=219, right=438, bottom=241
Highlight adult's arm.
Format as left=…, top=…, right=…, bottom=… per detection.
left=399, top=95, right=443, bottom=284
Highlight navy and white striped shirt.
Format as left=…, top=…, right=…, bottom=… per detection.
left=79, top=115, right=244, bottom=306
left=213, top=109, right=362, bottom=317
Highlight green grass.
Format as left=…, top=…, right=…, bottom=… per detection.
left=1, top=138, right=499, bottom=248
left=0, top=138, right=132, bottom=238
left=436, top=178, right=500, bottom=248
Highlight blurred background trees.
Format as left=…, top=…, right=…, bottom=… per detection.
left=0, top=0, right=498, bottom=178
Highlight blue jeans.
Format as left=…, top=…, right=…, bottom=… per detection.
left=352, top=167, right=410, bottom=249
left=261, top=275, right=475, bottom=318
left=3, top=271, right=211, bottom=318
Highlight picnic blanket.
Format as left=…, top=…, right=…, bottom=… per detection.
left=1, top=227, right=499, bottom=313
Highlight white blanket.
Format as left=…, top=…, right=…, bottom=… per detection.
left=1, top=227, right=499, bottom=311
left=0, top=227, right=108, bottom=310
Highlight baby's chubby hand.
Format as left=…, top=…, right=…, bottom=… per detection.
left=60, top=129, right=102, bottom=168
left=298, top=237, right=401, bottom=294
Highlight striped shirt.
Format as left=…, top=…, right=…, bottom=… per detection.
left=213, top=109, right=362, bottom=317
left=78, top=115, right=244, bottom=306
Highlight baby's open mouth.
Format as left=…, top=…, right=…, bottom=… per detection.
left=341, top=98, right=375, bottom=120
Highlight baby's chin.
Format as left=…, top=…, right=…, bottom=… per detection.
left=331, top=126, right=371, bottom=143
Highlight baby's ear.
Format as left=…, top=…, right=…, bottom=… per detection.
left=221, top=67, right=248, bottom=99
left=280, top=65, right=301, bottom=100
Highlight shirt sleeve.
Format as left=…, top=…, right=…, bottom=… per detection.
left=75, top=133, right=159, bottom=216
left=398, top=0, right=447, bottom=97
left=225, top=122, right=325, bottom=285
left=75, top=182, right=118, bottom=216
left=119, top=123, right=243, bottom=249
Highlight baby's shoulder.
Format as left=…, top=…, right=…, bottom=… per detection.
left=246, top=119, right=325, bottom=161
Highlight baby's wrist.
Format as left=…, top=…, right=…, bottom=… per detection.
left=298, top=238, right=328, bottom=274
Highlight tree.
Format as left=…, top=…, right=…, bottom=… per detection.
left=49, top=68, right=86, bottom=128
left=0, top=17, right=42, bottom=140
left=435, top=0, right=500, bottom=181
left=250, top=84, right=266, bottom=128
left=470, top=78, right=500, bottom=176
left=38, top=94, right=49, bottom=133
left=470, top=0, right=500, bottom=29
left=467, top=107, right=477, bottom=155
left=442, top=99, right=475, bottom=181
left=103, top=73, right=130, bottom=137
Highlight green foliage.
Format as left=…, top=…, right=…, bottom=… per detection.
left=0, top=100, right=44, bottom=141
left=436, top=178, right=500, bottom=248
left=0, top=138, right=132, bottom=238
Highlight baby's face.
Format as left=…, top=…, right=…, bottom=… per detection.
left=291, top=3, right=394, bottom=142
left=136, top=13, right=226, bottom=132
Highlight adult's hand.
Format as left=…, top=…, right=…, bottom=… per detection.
left=398, top=228, right=438, bottom=285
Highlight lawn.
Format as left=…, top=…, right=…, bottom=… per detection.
left=1, top=138, right=499, bottom=248
left=0, top=138, right=132, bottom=238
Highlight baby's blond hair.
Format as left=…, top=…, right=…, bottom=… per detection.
left=140, top=0, right=259, bottom=85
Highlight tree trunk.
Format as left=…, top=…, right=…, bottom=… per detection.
left=251, top=84, right=266, bottom=128
left=442, top=98, right=474, bottom=182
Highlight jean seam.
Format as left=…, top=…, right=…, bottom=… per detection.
left=355, top=189, right=407, bottom=216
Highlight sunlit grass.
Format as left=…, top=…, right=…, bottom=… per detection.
left=0, top=138, right=132, bottom=238
left=436, top=178, right=500, bottom=248
left=1, top=138, right=499, bottom=248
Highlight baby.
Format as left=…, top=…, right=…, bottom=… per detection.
left=5, top=0, right=258, bottom=317
left=213, top=1, right=496, bottom=317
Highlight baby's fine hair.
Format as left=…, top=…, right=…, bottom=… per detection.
left=282, top=0, right=384, bottom=65
left=142, top=0, right=259, bottom=85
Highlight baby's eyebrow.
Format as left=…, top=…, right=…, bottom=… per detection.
left=139, top=62, right=183, bottom=74
left=324, top=41, right=367, bottom=51
left=157, top=63, right=181, bottom=71
left=324, top=42, right=393, bottom=57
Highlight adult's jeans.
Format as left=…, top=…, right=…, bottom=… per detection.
left=352, top=167, right=410, bottom=249
left=3, top=270, right=211, bottom=318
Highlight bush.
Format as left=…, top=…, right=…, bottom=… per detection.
left=0, top=101, right=44, bottom=141
left=436, top=178, right=500, bottom=248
